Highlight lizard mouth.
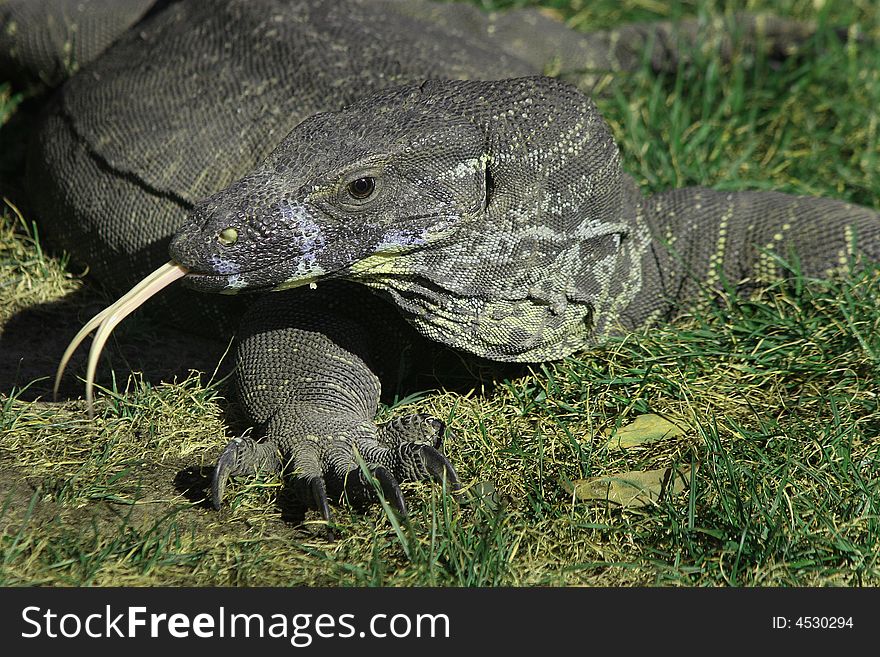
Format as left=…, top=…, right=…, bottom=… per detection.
left=54, top=261, right=188, bottom=415
left=181, top=270, right=254, bottom=293
left=182, top=267, right=324, bottom=293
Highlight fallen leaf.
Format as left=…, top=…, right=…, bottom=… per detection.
left=604, top=413, right=688, bottom=449
left=563, top=465, right=695, bottom=508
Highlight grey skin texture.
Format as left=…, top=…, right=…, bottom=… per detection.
left=4, top=0, right=878, bottom=523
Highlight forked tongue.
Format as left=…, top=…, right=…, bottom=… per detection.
left=54, top=261, right=188, bottom=416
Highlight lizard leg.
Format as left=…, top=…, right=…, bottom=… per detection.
left=211, top=284, right=460, bottom=517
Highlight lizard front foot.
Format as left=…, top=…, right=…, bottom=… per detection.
left=211, top=412, right=460, bottom=528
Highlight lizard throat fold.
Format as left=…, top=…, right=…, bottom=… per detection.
left=54, top=261, right=188, bottom=415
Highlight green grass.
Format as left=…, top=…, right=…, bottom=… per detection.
left=0, top=0, right=878, bottom=586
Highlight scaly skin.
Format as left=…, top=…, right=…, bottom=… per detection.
left=215, top=284, right=460, bottom=522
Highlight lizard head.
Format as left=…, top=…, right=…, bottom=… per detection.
left=168, top=82, right=489, bottom=294
left=55, top=80, right=493, bottom=410
left=167, top=77, right=642, bottom=363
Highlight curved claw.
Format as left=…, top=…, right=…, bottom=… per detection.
left=415, top=444, right=462, bottom=499
left=211, top=440, right=240, bottom=510
left=309, top=476, right=335, bottom=541
left=210, top=437, right=280, bottom=510
left=310, top=476, right=333, bottom=522
left=367, top=465, right=408, bottom=517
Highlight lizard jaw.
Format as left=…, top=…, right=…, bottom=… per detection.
left=54, top=261, right=188, bottom=416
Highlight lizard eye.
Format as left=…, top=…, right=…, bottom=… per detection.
left=346, top=177, right=376, bottom=200
left=218, top=227, right=238, bottom=246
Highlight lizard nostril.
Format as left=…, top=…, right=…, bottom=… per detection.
left=218, top=227, right=239, bottom=246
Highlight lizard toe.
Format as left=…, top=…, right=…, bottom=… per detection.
left=347, top=464, right=408, bottom=517
left=306, top=475, right=336, bottom=541
left=405, top=443, right=462, bottom=500
left=211, top=436, right=281, bottom=510
left=376, top=414, right=462, bottom=498
left=377, top=413, right=448, bottom=450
